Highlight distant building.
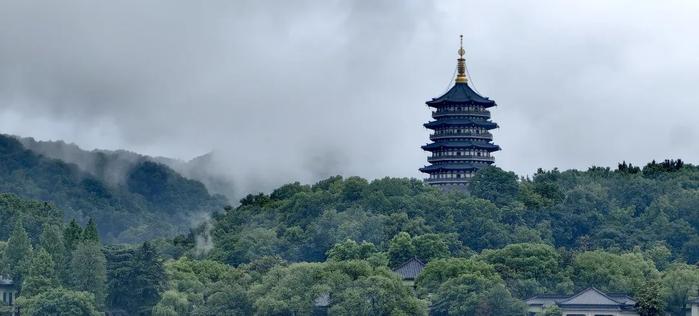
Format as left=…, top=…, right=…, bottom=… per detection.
left=526, top=287, right=638, bottom=316
left=689, top=298, right=699, bottom=316
left=420, top=35, right=500, bottom=189
left=0, top=277, right=17, bottom=316
left=313, top=293, right=330, bottom=316
left=392, top=257, right=426, bottom=287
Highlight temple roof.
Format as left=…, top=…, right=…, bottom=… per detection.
left=424, top=118, right=498, bottom=129
left=392, top=257, right=426, bottom=280
left=421, top=141, right=500, bottom=151
left=419, top=163, right=483, bottom=172
left=526, top=288, right=636, bottom=309
left=426, top=83, right=495, bottom=107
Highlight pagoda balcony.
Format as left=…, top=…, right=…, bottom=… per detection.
left=430, top=132, right=493, bottom=141
left=427, top=155, right=495, bottom=163
left=432, top=110, right=490, bottom=118
left=424, top=178, right=472, bottom=184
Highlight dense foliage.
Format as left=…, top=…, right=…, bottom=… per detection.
left=209, top=160, right=699, bottom=266
left=0, top=135, right=226, bottom=243
left=5, top=155, right=699, bottom=315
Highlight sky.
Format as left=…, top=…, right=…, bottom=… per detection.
left=1, top=0, right=699, bottom=194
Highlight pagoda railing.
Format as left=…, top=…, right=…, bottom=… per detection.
left=428, top=155, right=495, bottom=162
left=424, top=178, right=472, bottom=184
left=430, top=132, right=492, bottom=140
left=432, top=110, right=490, bottom=118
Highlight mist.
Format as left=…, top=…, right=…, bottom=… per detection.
left=2, top=0, right=699, bottom=197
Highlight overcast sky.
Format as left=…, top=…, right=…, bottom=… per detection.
left=1, top=0, right=699, bottom=192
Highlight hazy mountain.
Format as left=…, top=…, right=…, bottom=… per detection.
left=17, top=136, right=237, bottom=200
left=0, top=134, right=226, bottom=243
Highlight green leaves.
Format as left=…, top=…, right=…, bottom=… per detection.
left=15, top=288, right=101, bottom=316
left=22, top=248, right=58, bottom=297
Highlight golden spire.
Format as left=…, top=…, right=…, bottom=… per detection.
left=455, top=35, right=468, bottom=84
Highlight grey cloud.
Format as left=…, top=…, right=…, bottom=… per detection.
left=1, top=0, right=699, bottom=197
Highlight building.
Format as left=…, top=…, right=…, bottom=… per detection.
left=689, top=298, right=699, bottom=316
left=526, top=287, right=638, bottom=316
left=392, top=257, right=426, bottom=287
left=0, top=277, right=17, bottom=316
left=420, top=35, right=500, bottom=189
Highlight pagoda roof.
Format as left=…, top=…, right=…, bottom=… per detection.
left=424, top=118, right=498, bottom=129
left=419, top=163, right=483, bottom=172
left=421, top=141, right=500, bottom=151
left=426, top=83, right=495, bottom=107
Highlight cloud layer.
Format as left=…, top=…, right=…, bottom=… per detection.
left=2, top=0, right=699, bottom=194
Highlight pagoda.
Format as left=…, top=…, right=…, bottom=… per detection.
left=420, top=36, right=500, bottom=188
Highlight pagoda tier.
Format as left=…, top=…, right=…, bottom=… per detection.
left=421, top=141, right=499, bottom=152
left=423, top=118, right=498, bottom=130
left=420, top=36, right=500, bottom=188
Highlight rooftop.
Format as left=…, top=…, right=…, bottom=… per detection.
left=423, top=118, right=498, bottom=129
left=527, top=288, right=636, bottom=309
left=392, top=257, right=426, bottom=280
left=421, top=141, right=500, bottom=151
left=427, top=83, right=496, bottom=107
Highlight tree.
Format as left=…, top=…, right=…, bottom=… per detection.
left=416, top=258, right=499, bottom=297
left=413, top=234, right=450, bottom=262
left=251, top=263, right=326, bottom=315
left=39, top=223, right=65, bottom=280
left=70, top=242, right=107, bottom=308
left=542, top=305, right=563, bottom=316
left=661, top=264, right=699, bottom=316
left=64, top=220, right=84, bottom=251
left=22, top=248, right=58, bottom=297
left=430, top=272, right=520, bottom=316
left=469, top=166, right=520, bottom=206
left=3, top=218, right=33, bottom=285
left=15, top=287, right=101, bottom=316
left=329, top=274, right=428, bottom=316
left=326, top=239, right=377, bottom=261
left=131, top=242, right=167, bottom=314
left=196, top=281, right=253, bottom=315
left=0, top=241, right=6, bottom=273
left=387, top=232, right=415, bottom=267
left=636, top=279, right=665, bottom=316
left=475, top=283, right=528, bottom=316
left=481, top=243, right=565, bottom=297
left=82, top=218, right=100, bottom=243
left=152, top=290, right=190, bottom=316
left=571, top=250, right=657, bottom=294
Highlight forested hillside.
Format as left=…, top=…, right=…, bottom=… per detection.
left=0, top=135, right=225, bottom=243
left=147, top=159, right=698, bottom=315
left=4, top=158, right=699, bottom=315
left=206, top=159, right=699, bottom=266
left=18, top=136, right=237, bottom=199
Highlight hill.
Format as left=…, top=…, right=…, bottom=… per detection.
left=0, top=134, right=226, bottom=243
left=205, top=159, right=699, bottom=266
left=17, top=136, right=237, bottom=199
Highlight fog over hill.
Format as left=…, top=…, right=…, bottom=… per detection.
left=18, top=135, right=237, bottom=200
left=0, top=134, right=226, bottom=243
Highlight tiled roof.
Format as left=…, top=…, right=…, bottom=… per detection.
left=421, top=141, right=500, bottom=151
left=526, top=288, right=636, bottom=309
left=423, top=118, right=498, bottom=129
left=419, top=163, right=482, bottom=172
left=392, top=257, right=426, bottom=280
left=426, top=83, right=495, bottom=106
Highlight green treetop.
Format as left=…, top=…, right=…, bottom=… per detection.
left=22, top=247, right=59, bottom=297
left=3, top=218, right=33, bottom=284
left=70, top=242, right=107, bottom=308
